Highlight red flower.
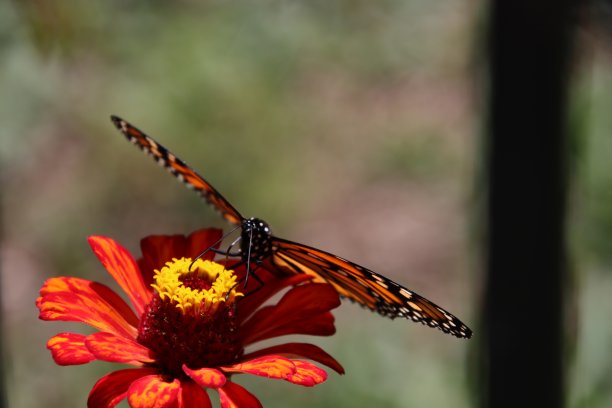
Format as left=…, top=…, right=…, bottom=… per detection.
left=37, top=229, right=344, bottom=408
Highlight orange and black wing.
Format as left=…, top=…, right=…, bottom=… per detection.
left=111, top=115, right=244, bottom=226
left=269, top=237, right=472, bottom=339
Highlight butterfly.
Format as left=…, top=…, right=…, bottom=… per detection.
left=111, top=115, right=472, bottom=339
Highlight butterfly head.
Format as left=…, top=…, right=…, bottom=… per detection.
left=240, top=218, right=273, bottom=262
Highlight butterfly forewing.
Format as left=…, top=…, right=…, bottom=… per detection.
left=111, top=115, right=244, bottom=225
left=269, top=237, right=472, bottom=339
left=111, top=115, right=473, bottom=339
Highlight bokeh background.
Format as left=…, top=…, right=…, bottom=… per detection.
left=2, top=0, right=612, bottom=407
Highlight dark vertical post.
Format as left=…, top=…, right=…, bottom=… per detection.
left=0, top=168, right=6, bottom=408
left=481, top=1, right=577, bottom=407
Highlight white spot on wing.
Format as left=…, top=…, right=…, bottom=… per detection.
left=399, top=288, right=413, bottom=299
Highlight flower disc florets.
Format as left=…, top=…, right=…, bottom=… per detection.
left=137, top=258, right=244, bottom=378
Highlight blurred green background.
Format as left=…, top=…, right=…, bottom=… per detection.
left=2, top=0, right=612, bottom=407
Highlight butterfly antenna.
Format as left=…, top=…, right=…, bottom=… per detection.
left=189, top=225, right=241, bottom=271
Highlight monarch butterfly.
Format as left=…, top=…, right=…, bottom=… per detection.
left=111, top=115, right=472, bottom=339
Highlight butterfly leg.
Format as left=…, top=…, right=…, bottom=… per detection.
left=225, top=226, right=257, bottom=288
left=222, top=235, right=243, bottom=260
left=225, top=228, right=265, bottom=296
left=225, top=261, right=265, bottom=300
left=243, top=261, right=265, bottom=288
left=209, top=247, right=241, bottom=257
left=224, top=260, right=265, bottom=290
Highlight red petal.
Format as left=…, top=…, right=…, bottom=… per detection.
left=242, top=311, right=336, bottom=344
left=184, top=229, right=225, bottom=259
left=243, top=342, right=344, bottom=374
left=217, top=382, right=262, bottom=408
left=182, top=365, right=226, bottom=388
left=236, top=275, right=314, bottom=324
left=86, top=332, right=154, bottom=365
left=88, top=236, right=152, bottom=316
left=140, top=235, right=186, bottom=280
left=47, top=332, right=96, bottom=365
left=38, top=277, right=138, bottom=339
left=285, top=360, right=327, bottom=387
left=139, top=229, right=223, bottom=286
left=240, top=283, right=340, bottom=344
left=127, top=375, right=180, bottom=408
left=88, top=367, right=158, bottom=408
left=178, top=381, right=211, bottom=408
left=221, top=356, right=296, bottom=379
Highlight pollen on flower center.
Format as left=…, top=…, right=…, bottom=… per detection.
left=137, top=258, right=245, bottom=378
left=151, top=258, right=243, bottom=314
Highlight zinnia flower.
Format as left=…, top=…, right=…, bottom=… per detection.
left=37, top=229, right=344, bottom=407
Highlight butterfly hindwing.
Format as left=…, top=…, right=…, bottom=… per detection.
left=269, top=237, right=472, bottom=339
left=111, top=116, right=243, bottom=225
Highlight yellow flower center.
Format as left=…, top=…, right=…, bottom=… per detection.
left=151, top=258, right=243, bottom=314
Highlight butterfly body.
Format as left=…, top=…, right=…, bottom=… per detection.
left=111, top=115, right=472, bottom=339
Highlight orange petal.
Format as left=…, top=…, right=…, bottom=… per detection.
left=38, top=277, right=138, bottom=339
left=47, top=332, right=95, bottom=365
left=285, top=360, right=327, bottom=387
left=221, top=355, right=296, bottom=380
left=88, top=368, right=158, bottom=408
left=86, top=332, right=154, bottom=365
left=218, top=382, right=262, bottom=408
left=88, top=236, right=152, bottom=316
left=127, top=375, right=180, bottom=408
left=242, top=342, right=345, bottom=374
left=178, top=381, right=212, bottom=408
left=38, top=277, right=138, bottom=325
left=182, top=365, right=226, bottom=388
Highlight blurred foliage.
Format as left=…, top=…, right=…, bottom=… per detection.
left=2, top=0, right=612, bottom=407
left=570, top=45, right=612, bottom=407
left=580, top=63, right=612, bottom=263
